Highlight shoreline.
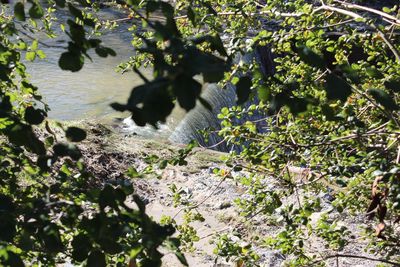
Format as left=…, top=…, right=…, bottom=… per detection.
left=53, top=120, right=389, bottom=267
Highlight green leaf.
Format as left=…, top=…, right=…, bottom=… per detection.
left=66, top=127, right=87, bottom=142
left=14, top=2, right=26, bottom=21
left=95, top=47, right=108, bottom=57
left=366, top=67, right=384, bottom=79
left=0, top=194, right=15, bottom=212
left=53, top=143, right=82, bottom=160
left=286, top=97, right=309, bottom=115
left=368, top=89, right=399, bottom=111
left=165, top=238, right=188, bottom=266
left=384, top=80, right=400, bottom=92
left=193, top=35, right=228, bottom=57
left=59, top=52, right=84, bottom=72
left=0, top=195, right=16, bottom=242
left=126, top=0, right=140, bottom=5
left=54, top=0, right=65, bottom=8
left=324, top=73, right=352, bottom=101
left=24, top=106, right=45, bottom=125
left=126, top=166, right=141, bottom=178
left=198, top=96, right=212, bottom=111
left=83, top=18, right=96, bottom=27
left=258, top=85, right=270, bottom=101
left=87, top=250, right=106, bottom=267
left=42, top=224, right=64, bottom=252
left=183, top=49, right=228, bottom=83
left=68, top=3, right=83, bottom=19
left=110, top=102, right=127, bottom=112
left=296, top=45, right=325, bottom=69
left=36, top=50, right=46, bottom=59
left=175, top=251, right=188, bottom=266
left=31, top=40, right=38, bottom=51
left=146, top=1, right=160, bottom=13
left=187, top=6, right=196, bottom=26
left=99, top=185, right=117, bottom=210
left=338, top=64, right=360, bottom=84
left=130, top=244, right=143, bottom=259
left=125, top=80, right=174, bottom=126
left=95, top=47, right=116, bottom=57
left=173, top=75, right=201, bottom=111
left=7, top=123, right=46, bottom=155
left=3, top=251, right=24, bottom=267
left=236, top=76, right=252, bottom=105
left=382, top=7, right=391, bottom=13
left=72, top=234, right=92, bottom=262
left=67, top=20, right=86, bottom=42
left=29, top=2, right=44, bottom=19
left=25, top=51, right=36, bottom=61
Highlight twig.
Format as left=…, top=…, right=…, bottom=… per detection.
left=308, top=18, right=356, bottom=30
left=16, top=28, right=67, bottom=49
left=172, top=176, right=227, bottom=219
left=174, top=9, right=303, bottom=20
left=334, top=0, right=400, bottom=26
left=375, top=27, right=400, bottom=62
left=199, top=137, right=228, bottom=150
left=315, top=4, right=363, bottom=20
left=307, top=253, right=400, bottom=266
left=296, top=173, right=329, bottom=188
left=316, top=3, right=400, bottom=62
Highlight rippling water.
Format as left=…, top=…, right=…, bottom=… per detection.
left=22, top=7, right=225, bottom=141
left=25, top=7, right=143, bottom=122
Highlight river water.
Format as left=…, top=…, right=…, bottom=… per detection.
left=23, top=6, right=238, bottom=143
left=23, top=7, right=183, bottom=137
left=25, top=7, right=144, bottom=121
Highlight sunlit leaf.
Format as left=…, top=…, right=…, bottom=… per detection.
left=29, top=2, right=44, bottom=19
left=14, top=2, right=25, bottom=21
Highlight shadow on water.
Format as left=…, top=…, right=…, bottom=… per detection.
left=24, top=5, right=272, bottom=150
left=24, top=6, right=143, bottom=121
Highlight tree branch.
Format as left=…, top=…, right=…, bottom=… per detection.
left=315, top=3, right=400, bottom=62
left=334, top=0, right=400, bottom=26
left=308, top=253, right=400, bottom=266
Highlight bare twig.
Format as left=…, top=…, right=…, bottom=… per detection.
left=334, top=0, right=400, bottom=26
left=307, top=253, right=400, bottom=266
left=375, top=27, right=400, bottom=62
left=315, top=3, right=400, bottom=62
left=174, top=9, right=303, bottom=20
left=172, top=176, right=228, bottom=219
left=315, top=4, right=363, bottom=20
left=16, top=29, right=66, bottom=49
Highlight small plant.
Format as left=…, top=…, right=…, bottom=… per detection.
left=213, top=233, right=260, bottom=266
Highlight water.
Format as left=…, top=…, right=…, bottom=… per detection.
left=23, top=7, right=267, bottom=148
left=24, top=7, right=142, bottom=122
left=23, top=7, right=192, bottom=139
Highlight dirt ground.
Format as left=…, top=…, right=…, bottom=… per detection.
left=62, top=121, right=397, bottom=267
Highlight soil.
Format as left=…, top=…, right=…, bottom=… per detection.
left=60, top=120, right=397, bottom=267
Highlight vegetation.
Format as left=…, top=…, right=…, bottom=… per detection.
left=1, top=0, right=400, bottom=266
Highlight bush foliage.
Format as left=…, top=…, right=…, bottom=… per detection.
left=1, top=0, right=400, bottom=266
